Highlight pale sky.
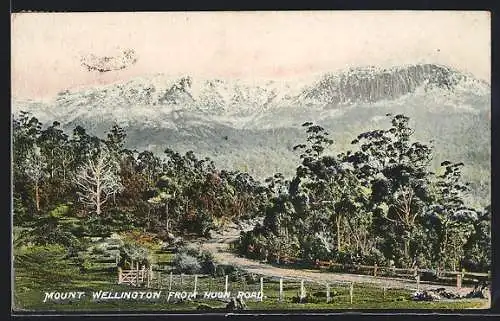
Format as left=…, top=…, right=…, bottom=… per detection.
left=11, top=11, right=490, bottom=100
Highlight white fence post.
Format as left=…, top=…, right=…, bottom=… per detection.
left=118, top=267, right=122, bottom=284
left=457, top=273, right=462, bottom=289
left=300, top=280, right=305, bottom=300
left=349, top=282, right=354, bottom=304
left=169, top=272, right=173, bottom=291
left=135, top=263, right=139, bottom=286
left=194, top=275, right=198, bottom=294
left=260, top=277, right=264, bottom=302
left=279, top=278, right=283, bottom=302
left=225, top=275, right=229, bottom=294
left=326, top=283, right=330, bottom=303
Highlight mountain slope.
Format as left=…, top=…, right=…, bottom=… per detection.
left=12, top=63, right=491, bottom=205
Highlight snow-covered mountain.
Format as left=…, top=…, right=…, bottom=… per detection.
left=12, top=63, right=491, bottom=204
left=13, top=63, right=488, bottom=121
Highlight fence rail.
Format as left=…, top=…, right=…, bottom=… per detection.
left=274, top=256, right=489, bottom=285
left=115, top=271, right=459, bottom=305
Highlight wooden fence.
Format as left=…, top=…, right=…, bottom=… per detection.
left=117, top=258, right=488, bottom=291
left=118, top=263, right=153, bottom=287
left=275, top=256, right=489, bottom=289
left=116, top=271, right=438, bottom=304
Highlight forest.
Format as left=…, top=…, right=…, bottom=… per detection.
left=12, top=111, right=490, bottom=275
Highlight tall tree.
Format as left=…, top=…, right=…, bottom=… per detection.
left=23, top=145, right=48, bottom=213
left=347, top=114, right=434, bottom=267
left=427, top=161, right=477, bottom=270
left=74, top=144, right=124, bottom=216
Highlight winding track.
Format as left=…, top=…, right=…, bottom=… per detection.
left=201, top=231, right=475, bottom=295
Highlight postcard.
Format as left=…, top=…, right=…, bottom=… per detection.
left=11, top=11, right=491, bottom=312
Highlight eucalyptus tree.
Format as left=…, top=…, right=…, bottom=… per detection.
left=427, top=161, right=478, bottom=270
left=70, top=125, right=101, bottom=170
left=12, top=112, right=44, bottom=214
left=463, top=205, right=490, bottom=272
left=347, top=114, right=434, bottom=267
left=136, top=150, right=164, bottom=188
left=23, top=145, right=48, bottom=213
left=148, top=175, right=182, bottom=233
left=105, top=124, right=127, bottom=162
left=38, top=121, right=69, bottom=180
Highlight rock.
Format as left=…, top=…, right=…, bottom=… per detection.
left=412, top=291, right=440, bottom=301
left=412, top=288, right=462, bottom=301
left=434, top=288, right=461, bottom=299
left=465, top=281, right=490, bottom=299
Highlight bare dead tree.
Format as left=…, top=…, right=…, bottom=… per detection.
left=74, top=145, right=123, bottom=216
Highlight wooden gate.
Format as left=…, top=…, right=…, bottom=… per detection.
left=118, top=266, right=152, bottom=286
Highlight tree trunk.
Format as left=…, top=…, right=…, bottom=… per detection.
left=403, top=237, right=410, bottom=267
left=441, top=228, right=448, bottom=269
left=35, top=183, right=40, bottom=212
left=403, top=228, right=413, bottom=268
left=165, top=202, right=170, bottom=232
left=50, top=149, right=55, bottom=178
left=336, top=215, right=342, bottom=251
left=96, top=189, right=101, bottom=216
left=146, top=208, right=151, bottom=231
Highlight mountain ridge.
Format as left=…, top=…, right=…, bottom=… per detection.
left=13, top=63, right=489, bottom=117
left=11, top=63, right=491, bottom=205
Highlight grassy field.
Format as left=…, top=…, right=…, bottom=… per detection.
left=12, top=245, right=488, bottom=312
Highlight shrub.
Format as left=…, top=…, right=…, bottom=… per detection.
left=215, top=264, right=238, bottom=277
left=172, top=253, right=201, bottom=274
left=362, top=248, right=387, bottom=266
left=120, top=241, right=152, bottom=268
left=20, top=215, right=82, bottom=254
left=300, top=236, right=332, bottom=262
left=199, top=250, right=216, bottom=275
left=120, top=230, right=162, bottom=250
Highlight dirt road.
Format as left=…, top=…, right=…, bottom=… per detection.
left=201, top=232, right=474, bottom=294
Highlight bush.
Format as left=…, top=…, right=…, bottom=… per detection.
left=362, top=248, right=387, bottom=266
left=300, top=236, right=332, bottom=262
left=120, top=241, right=152, bottom=268
left=420, top=270, right=439, bottom=282
left=80, top=215, right=113, bottom=237
left=215, top=264, right=237, bottom=277
left=172, top=253, right=201, bottom=274
left=199, top=250, right=216, bottom=275
left=236, top=230, right=267, bottom=260
left=20, top=215, right=82, bottom=254
left=120, top=230, right=162, bottom=251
